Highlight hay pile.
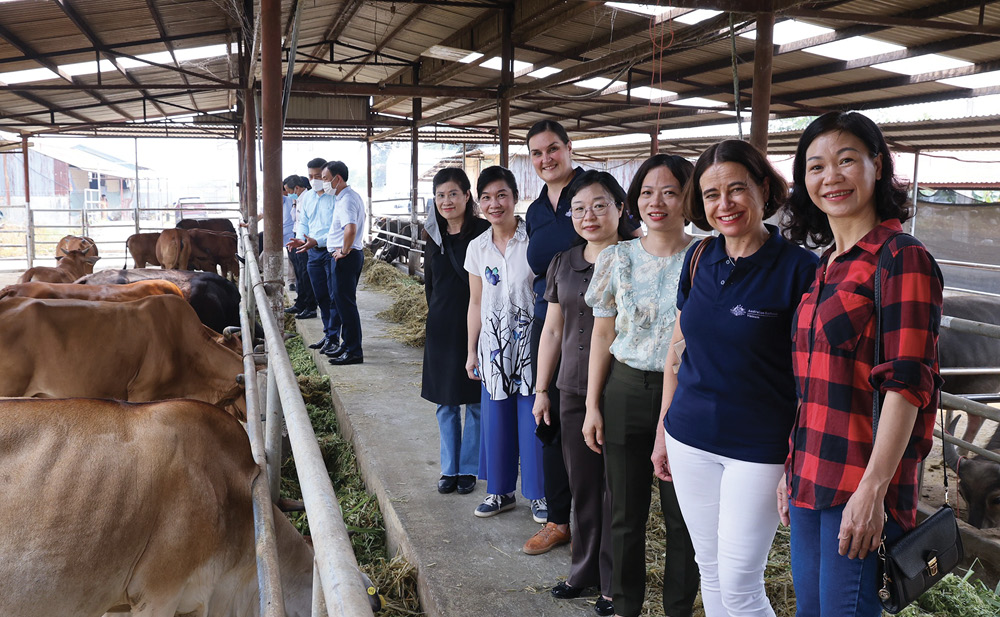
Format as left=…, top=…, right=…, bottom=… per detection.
left=362, top=258, right=427, bottom=348
left=283, top=333, right=422, bottom=616
left=643, top=482, right=999, bottom=617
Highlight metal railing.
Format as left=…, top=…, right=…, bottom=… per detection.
left=936, top=314, right=1000, bottom=465
left=237, top=227, right=375, bottom=617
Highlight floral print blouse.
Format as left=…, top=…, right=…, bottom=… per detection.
left=464, top=218, right=535, bottom=400
left=586, top=236, right=696, bottom=372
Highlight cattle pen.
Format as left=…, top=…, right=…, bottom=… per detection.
left=6, top=0, right=1000, bottom=615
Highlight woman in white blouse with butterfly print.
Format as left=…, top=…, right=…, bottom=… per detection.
left=465, top=165, right=545, bottom=519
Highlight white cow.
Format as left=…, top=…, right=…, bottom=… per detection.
left=0, top=398, right=312, bottom=617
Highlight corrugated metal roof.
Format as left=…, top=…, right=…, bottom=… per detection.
left=0, top=0, right=999, bottom=153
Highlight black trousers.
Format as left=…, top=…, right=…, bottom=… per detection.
left=561, top=391, right=612, bottom=595
left=288, top=247, right=316, bottom=311
left=530, top=316, right=571, bottom=525
left=602, top=360, right=698, bottom=617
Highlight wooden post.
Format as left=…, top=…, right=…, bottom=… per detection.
left=22, top=135, right=33, bottom=267
left=244, top=89, right=258, bottom=248
left=499, top=5, right=513, bottom=167
left=409, top=95, right=421, bottom=276
left=261, top=0, right=283, bottom=294
left=650, top=129, right=659, bottom=155
left=750, top=12, right=774, bottom=152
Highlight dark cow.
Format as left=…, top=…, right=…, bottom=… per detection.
left=939, top=295, right=1000, bottom=450
left=126, top=232, right=162, bottom=268
left=944, top=417, right=1000, bottom=528
left=369, top=216, right=423, bottom=264
left=77, top=268, right=244, bottom=335
left=177, top=218, right=237, bottom=235
left=188, top=229, right=239, bottom=279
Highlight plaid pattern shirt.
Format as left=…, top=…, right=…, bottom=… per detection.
left=787, top=220, right=943, bottom=530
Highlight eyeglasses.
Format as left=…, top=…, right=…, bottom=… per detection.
left=570, top=203, right=614, bottom=219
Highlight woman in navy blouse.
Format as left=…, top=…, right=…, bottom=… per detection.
left=654, top=140, right=817, bottom=617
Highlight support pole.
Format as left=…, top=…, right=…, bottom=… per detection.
left=409, top=95, right=421, bottom=277
left=133, top=137, right=141, bottom=236
left=650, top=129, right=659, bottom=155
left=366, top=128, right=374, bottom=242
left=261, top=0, right=284, bottom=321
left=750, top=12, right=774, bottom=152
left=22, top=135, right=32, bottom=267
left=244, top=89, right=258, bottom=245
left=499, top=5, right=513, bottom=167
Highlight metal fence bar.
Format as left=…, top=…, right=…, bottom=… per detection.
left=934, top=428, right=1000, bottom=465
left=238, top=226, right=375, bottom=617
left=940, top=368, right=1000, bottom=375
left=237, top=257, right=286, bottom=617
left=941, top=392, right=1000, bottom=424
left=936, top=258, right=1000, bottom=273
left=941, top=314, right=1000, bottom=340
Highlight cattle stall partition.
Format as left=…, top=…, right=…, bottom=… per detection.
left=0, top=204, right=29, bottom=271
left=236, top=227, right=376, bottom=617
left=368, top=196, right=427, bottom=277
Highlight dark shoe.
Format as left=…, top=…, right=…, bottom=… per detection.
left=524, top=522, right=571, bottom=555
left=437, top=476, right=458, bottom=494
left=456, top=475, right=476, bottom=494
left=295, top=309, right=317, bottom=320
left=284, top=306, right=300, bottom=314
left=550, top=581, right=588, bottom=599
left=322, top=342, right=344, bottom=357
left=594, top=597, right=614, bottom=616
left=474, top=493, right=515, bottom=517
left=321, top=341, right=344, bottom=356
left=308, top=337, right=329, bottom=349
left=328, top=353, right=363, bottom=366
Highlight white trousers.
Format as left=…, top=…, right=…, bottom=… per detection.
left=665, top=431, right=783, bottom=617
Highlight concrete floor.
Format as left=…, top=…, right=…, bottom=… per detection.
left=294, top=286, right=594, bottom=617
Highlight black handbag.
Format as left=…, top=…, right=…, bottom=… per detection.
left=871, top=234, right=964, bottom=614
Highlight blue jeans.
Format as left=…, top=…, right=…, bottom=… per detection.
left=306, top=248, right=340, bottom=341
left=436, top=404, right=481, bottom=477
left=789, top=503, right=903, bottom=617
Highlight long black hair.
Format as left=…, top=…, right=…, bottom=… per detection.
left=783, top=111, right=910, bottom=248
left=431, top=167, right=480, bottom=239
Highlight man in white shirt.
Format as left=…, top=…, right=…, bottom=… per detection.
left=286, top=157, right=341, bottom=355
left=321, top=160, right=367, bottom=365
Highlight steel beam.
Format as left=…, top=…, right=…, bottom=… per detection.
left=282, top=80, right=496, bottom=99
left=0, top=28, right=236, bottom=67
left=784, top=8, right=1000, bottom=36
left=299, top=0, right=366, bottom=78
left=341, top=5, right=427, bottom=82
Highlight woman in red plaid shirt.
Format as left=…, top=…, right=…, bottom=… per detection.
left=780, top=111, right=943, bottom=617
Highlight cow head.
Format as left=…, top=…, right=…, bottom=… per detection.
left=215, top=379, right=247, bottom=422
left=944, top=416, right=1000, bottom=528
left=56, top=235, right=99, bottom=259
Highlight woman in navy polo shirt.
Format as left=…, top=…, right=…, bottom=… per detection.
left=654, top=140, right=817, bottom=617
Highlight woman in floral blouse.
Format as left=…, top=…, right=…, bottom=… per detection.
left=583, top=154, right=700, bottom=617
left=465, top=165, right=545, bottom=519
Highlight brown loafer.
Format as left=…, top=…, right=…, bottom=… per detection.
left=523, top=522, right=571, bottom=555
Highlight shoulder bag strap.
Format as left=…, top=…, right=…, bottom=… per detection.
left=689, top=236, right=712, bottom=282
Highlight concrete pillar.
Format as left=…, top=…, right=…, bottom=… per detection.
left=750, top=12, right=774, bottom=152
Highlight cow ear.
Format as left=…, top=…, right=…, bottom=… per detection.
left=55, top=255, right=65, bottom=261
left=86, top=256, right=101, bottom=264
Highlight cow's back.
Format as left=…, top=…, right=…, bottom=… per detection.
left=126, top=232, right=161, bottom=268
left=941, top=295, right=1000, bottom=395
left=0, top=280, right=182, bottom=301
left=0, top=398, right=258, bottom=617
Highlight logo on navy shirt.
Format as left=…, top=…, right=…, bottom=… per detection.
left=731, top=304, right=778, bottom=319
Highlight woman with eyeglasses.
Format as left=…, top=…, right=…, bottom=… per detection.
left=583, top=154, right=701, bottom=617
left=532, top=170, right=634, bottom=616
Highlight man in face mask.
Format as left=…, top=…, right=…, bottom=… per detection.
left=286, top=157, right=341, bottom=354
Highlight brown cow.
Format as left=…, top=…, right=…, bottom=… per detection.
left=55, top=235, right=99, bottom=274
left=156, top=228, right=191, bottom=270
left=0, top=294, right=245, bottom=419
left=188, top=228, right=239, bottom=279
left=0, top=279, right=183, bottom=302
left=0, top=398, right=313, bottom=617
left=126, top=232, right=161, bottom=268
left=17, top=250, right=101, bottom=284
